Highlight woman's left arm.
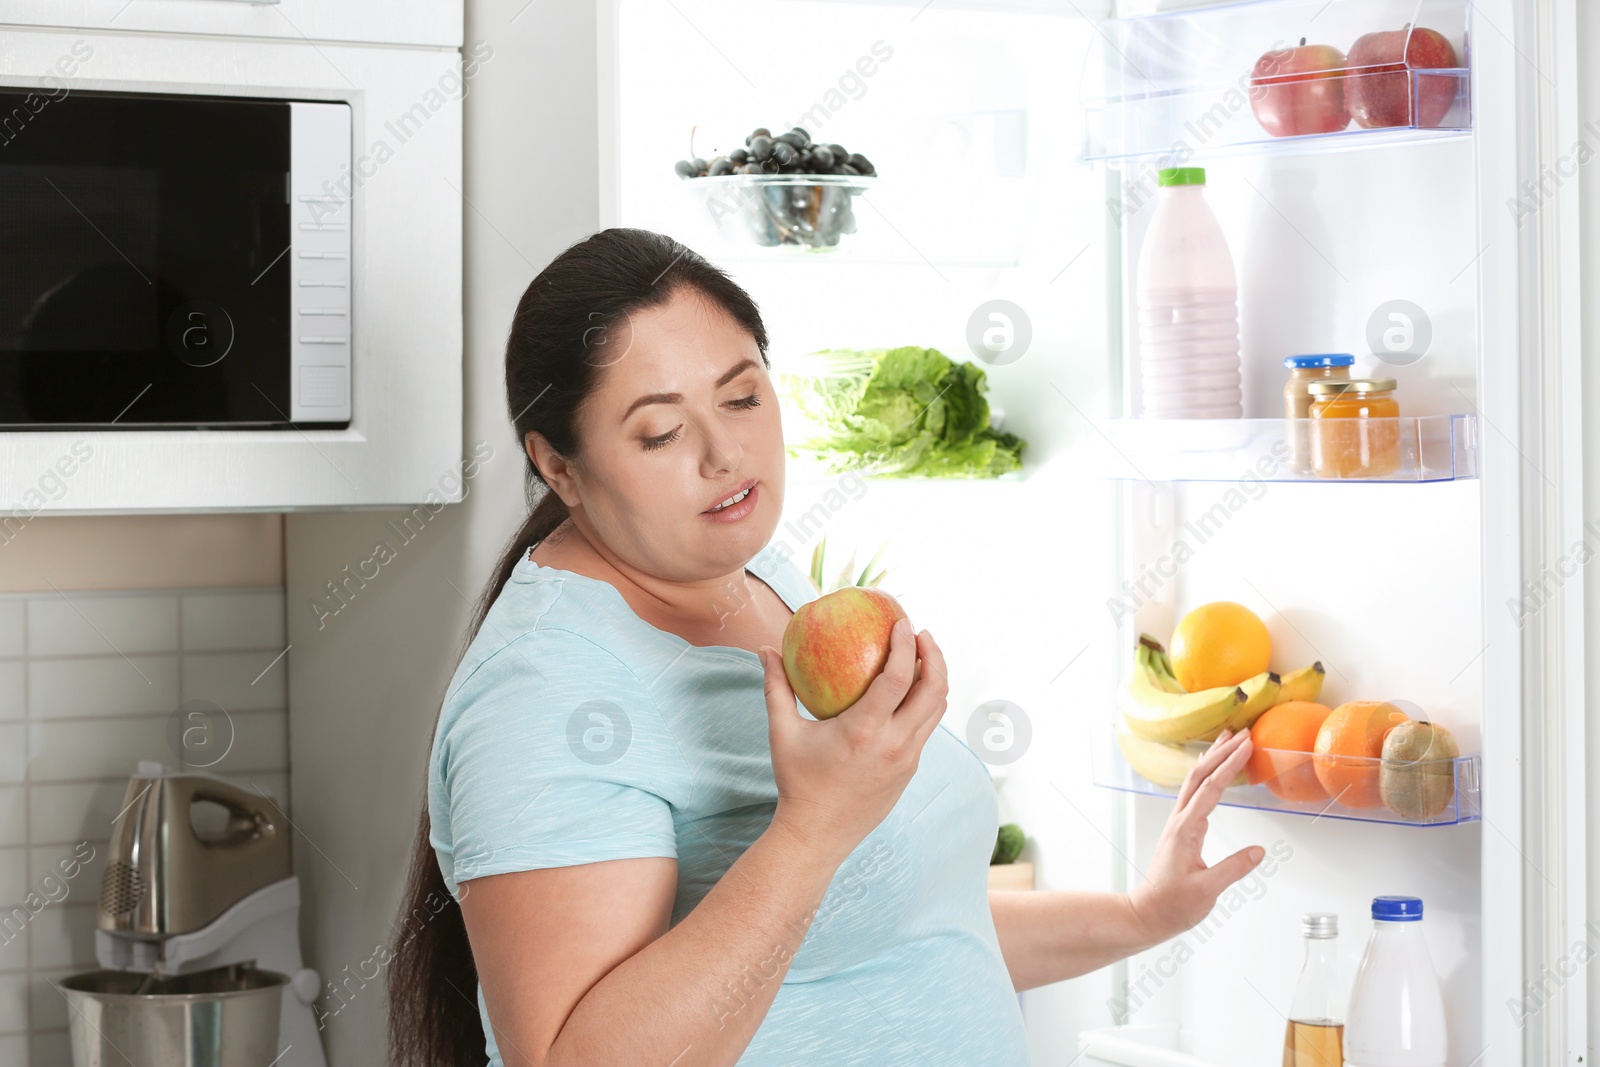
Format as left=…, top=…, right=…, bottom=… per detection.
left=990, top=887, right=1164, bottom=991
left=988, top=728, right=1264, bottom=992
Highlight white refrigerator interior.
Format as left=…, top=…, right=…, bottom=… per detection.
left=607, top=0, right=1545, bottom=1063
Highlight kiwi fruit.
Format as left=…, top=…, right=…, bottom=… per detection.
left=1379, top=721, right=1460, bottom=821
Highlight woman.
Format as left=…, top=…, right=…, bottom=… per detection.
left=387, top=228, right=1263, bottom=1067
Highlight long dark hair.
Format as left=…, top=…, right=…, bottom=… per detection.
left=387, top=228, right=770, bottom=1067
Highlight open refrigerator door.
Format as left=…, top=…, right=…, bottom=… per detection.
left=603, top=0, right=1586, bottom=1063
left=1078, top=0, right=1579, bottom=1064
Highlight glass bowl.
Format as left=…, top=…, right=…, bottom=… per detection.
left=683, top=174, right=874, bottom=251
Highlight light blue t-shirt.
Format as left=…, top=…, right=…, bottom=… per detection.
left=428, top=541, right=1030, bottom=1067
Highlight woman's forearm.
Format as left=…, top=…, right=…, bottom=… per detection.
left=547, top=820, right=843, bottom=1067
left=989, top=889, right=1164, bottom=992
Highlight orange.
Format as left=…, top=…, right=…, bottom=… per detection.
left=1168, top=601, right=1271, bottom=691
left=1247, top=701, right=1334, bottom=802
left=1313, top=701, right=1411, bottom=808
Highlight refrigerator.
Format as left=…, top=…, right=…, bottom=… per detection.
left=598, top=0, right=1585, bottom=1062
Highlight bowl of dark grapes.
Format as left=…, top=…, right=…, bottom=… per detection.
left=675, top=125, right=877, bottom=251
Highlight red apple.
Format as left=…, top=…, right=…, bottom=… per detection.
left=780, top=586, right=910, bottom=719
left=1248, top=38, right=1351, bottom=137
left=1346, top=24, right=1460, bottom=129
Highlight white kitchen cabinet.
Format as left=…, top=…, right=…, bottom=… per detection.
left=0, top=0, right=462, bottom=50
left=0, top=27, right=467, bottom=511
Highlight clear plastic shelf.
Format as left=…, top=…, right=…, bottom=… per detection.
left=1079, top=0, right=1472, bottom=162
left=1078, top=1024, right=1222, bottom=1067
left=1075, top=1023, right=1222, bottom=1067
left=1089, top=413, right=1476, bottom=483
left=1095, top=726, right=1482, bottom=827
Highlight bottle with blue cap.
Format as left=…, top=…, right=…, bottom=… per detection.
left=1344, top=896, right=1448, bottom=1067
left=1282, top=354, right=1354, bottom=474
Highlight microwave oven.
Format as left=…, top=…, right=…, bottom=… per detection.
left=0, top=89, right=351, bottom=429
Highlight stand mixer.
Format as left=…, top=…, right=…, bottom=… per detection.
left=91, top=761, right=327, bottom=1067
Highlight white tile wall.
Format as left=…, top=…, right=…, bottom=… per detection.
left=0, top=586, right=289, bottom=1060
left=26, top=596, right=179, bottom=658
left=0, top=972, right=25, bottom=1035
left=30, top=1029, right=69, bottom=1067
left=27, top=971, right=71, bottom=1034
left=0, top=925, right=29, bottom=974
left=0, top=727, right=24, bottom=784
left=28, top=657, right=181, bottom=719
left=0, top=851, right=25, bottom=905
left=0, top=662, right=24, bottom=720
left=0, top=789, right=23, bottom=848
left=0, top=604, right=24, bottom=659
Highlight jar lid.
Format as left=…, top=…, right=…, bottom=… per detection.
left=1157, top=167, right=1206, bottom=187
left=1372, top=895, right=1423, bottom=921
left=1308, top=377, right=1398, bottom=396
left=1283, top=354, right=1355, bottom=369
left=1302, top=913, right=1338, bottom=938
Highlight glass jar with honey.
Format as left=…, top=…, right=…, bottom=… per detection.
left=1308, top=377, right=1401, bottom=478
left=1282, top=354, right=1354, bottom=474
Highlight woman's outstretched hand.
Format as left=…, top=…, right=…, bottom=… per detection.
left=1128, top=727, right=1266, bottom=943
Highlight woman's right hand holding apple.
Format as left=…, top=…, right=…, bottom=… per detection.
left=758, top=618, right=949, bottom=869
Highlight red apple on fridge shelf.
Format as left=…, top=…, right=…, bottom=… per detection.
left=780, top=586, right=910, bottom=719
left=1248, top=37, right=1351, bottom=137
left=1346, top=24, right=1461, bottom=129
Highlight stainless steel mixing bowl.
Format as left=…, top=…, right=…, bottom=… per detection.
left=60, top=963, right=288, bottom=1067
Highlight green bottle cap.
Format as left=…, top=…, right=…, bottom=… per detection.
left=1157, top=167, right=1206, bottom=187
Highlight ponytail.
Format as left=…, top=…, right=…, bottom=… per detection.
left=386, top=494, right=566, bottom=1067
left=386, top=227, right=768, bottom=1066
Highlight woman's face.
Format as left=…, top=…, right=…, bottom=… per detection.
left=549, top=285, right=786, bottom=582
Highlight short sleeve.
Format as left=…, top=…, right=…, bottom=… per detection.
left=429, top=626, right=680, bottom=894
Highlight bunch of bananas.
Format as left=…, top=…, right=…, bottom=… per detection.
left=1115, top=634, right=1325, bottom=789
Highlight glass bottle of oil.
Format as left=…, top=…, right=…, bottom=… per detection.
left=1283, top=913, right=1344, bottom=1067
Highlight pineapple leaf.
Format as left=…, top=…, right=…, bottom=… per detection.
left=855, top=540, right=891, bottom=586
left=809, top=537, right=827, bottom=592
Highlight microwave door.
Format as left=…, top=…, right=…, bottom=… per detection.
left=0, top=91, right=349, bottom=429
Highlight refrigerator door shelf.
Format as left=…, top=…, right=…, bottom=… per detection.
left=1078, top=1023, right=1221, bottom=1067
left=1083, top=72, right=1470, bottom=163
left=1098, top=727, right=1483, bottom=827
left=1088, top=414, right=1477, bottom=483
left=1079, top=0, right=1473, bottom=163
